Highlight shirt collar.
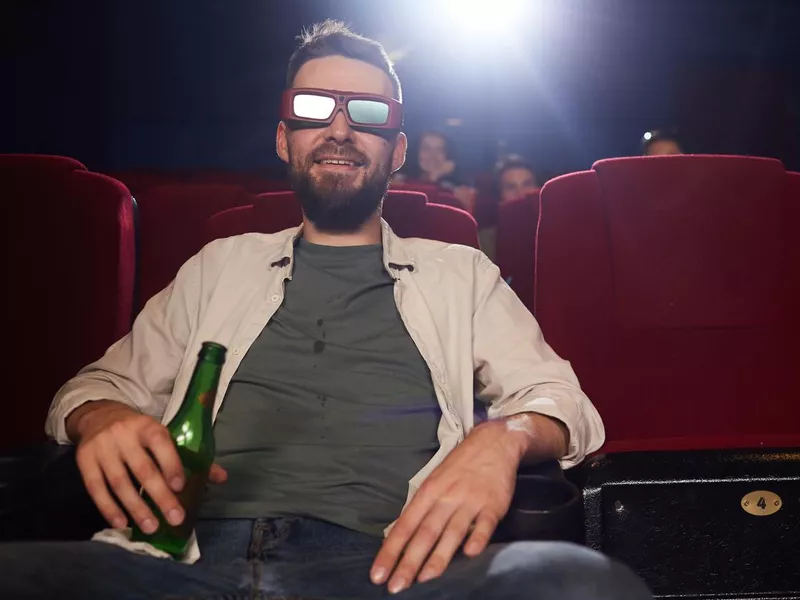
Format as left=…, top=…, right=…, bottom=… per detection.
left=266, top=219, right=416, bottom=278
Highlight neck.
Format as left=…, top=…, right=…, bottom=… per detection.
left=301, top=211, right=382, bottom=246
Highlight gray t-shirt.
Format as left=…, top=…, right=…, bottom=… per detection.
left=200, top=239, right=442, bottom=535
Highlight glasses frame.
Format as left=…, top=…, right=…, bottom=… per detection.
left=280, top=88, right=404, bottom=130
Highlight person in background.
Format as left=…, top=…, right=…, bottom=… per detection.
left=396, top=130, right=478, bottom=213
left=496, top=155, right=539, bottom=204
left=641, top=130, right=684, bottom=156
left=475, top=155, right=540, bottom=262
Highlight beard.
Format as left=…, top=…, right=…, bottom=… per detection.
left=288, top=141, right=392, bottom=233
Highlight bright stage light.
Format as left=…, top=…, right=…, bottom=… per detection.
left=439, top=0, right=527, bottom=36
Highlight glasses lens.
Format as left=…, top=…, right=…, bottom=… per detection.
left=293, top=94, right=336, bottom=120
left=347, top=99, right=390, bottom=125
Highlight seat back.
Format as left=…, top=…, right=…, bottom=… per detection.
left=536, top=156, right=799, bottom=450
left=207, top=190, right=480, bottom=249
left=422, top=204, right=480, bottom=248
left=135, top=184, right=251, bottom=308
left=2, top=167, right=135, bottom=449
left=496, top=191, right=540, bottom=313
left=0, top=154, right=86, bottom=174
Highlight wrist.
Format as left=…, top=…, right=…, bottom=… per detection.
left=66, top=400, right=132, bottom=443
left=498, top=413, right=569, bottom=463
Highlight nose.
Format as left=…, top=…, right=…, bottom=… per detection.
left=324, top=109, right=355, bottom=144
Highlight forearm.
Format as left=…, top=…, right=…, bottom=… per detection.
left=65, top=399, right=139, bottom=443
left=490, top=412, right=570, bottom=465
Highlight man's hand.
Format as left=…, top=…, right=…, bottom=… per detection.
left=370, top=413, right=568, bottom=594
left=66, top=400, right=227, bottom=533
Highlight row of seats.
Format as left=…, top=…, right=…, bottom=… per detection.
left=1, top=154, right=479, bottom=448
left=3, top=153, right=798, bottom=457
left=105, top=168, right=291, bottom=196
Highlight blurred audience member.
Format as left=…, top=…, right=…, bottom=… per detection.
left=642, top=130, right=684, bottom=156
left=475, top=156, right=540, bottom=263
left=496, top=155, right=539, bottom=204
left=397, top=131, right=477, bottom=213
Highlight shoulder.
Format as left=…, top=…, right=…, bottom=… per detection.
left=198, top=228, right=298, bottom=264
left=395, top=236, right=497, bottom=279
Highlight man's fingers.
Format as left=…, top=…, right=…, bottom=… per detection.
left=209, top=463, right=228, bottom=484
left=97, top=452, right=159, bottom=534
left=76, top=450, right=127, bottom=529
left=370, top=482, right=443, bottom=585
left=119, top=442, right=184, bottom=527
left=464, top=511, right=500, bottom=557
left=386, top=497, right=463, bottom=593
left=140, top=423, right=184, bottom=492
left=418, top=505, right=479, bottom=583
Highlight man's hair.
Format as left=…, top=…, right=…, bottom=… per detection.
left=287, top=20, right=402, bottom=101
left=494, top=155, right=538, bottom=192
left=641, top=129, right=683, bottom=155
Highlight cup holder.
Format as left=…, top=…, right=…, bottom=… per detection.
left=495, top=474, right=583, bottom=544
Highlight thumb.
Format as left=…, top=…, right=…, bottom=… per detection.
left=209, top=463, right=228, bottom=484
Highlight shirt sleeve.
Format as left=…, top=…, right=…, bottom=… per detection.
left=44, top=248, right=204, bottom=444
left=471, top=254, right=605, bottom=467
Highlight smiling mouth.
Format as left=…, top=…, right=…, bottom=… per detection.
left=314, top=157, right=364, bottom=168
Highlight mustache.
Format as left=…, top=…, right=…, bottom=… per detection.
left=310, top=143, right=368, bottom=165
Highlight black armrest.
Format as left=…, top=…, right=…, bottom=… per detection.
left=0, top=442, right=105, bottom=542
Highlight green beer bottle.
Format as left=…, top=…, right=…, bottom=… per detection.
left=131, top=341, right=226, bottom=557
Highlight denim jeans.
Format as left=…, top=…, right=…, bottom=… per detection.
left=0, top=517, right=652, bottom=599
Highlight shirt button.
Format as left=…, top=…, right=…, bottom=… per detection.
left=271, top=294, right=281, bottom=302
left=233, top=348, right=240, bottom=356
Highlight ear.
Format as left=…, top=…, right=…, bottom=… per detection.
left=391, top=132, right=407, bottom=174
left=276, top=121, right=290, bottom=164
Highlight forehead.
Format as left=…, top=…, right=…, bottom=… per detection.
left=293, top=55, right=394, bottom=97
left=421, top=134, right=446, bottom=148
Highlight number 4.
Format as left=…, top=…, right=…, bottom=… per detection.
left=757, top=496, right=767, bottom=510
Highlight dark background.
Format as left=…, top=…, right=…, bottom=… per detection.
left=2, top=0, right=798, bottom=176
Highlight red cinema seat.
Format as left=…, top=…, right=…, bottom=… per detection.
left=135, top=184, right=252, bottom=308
left=495, top=191, right=540, bottom=313
left=381, top=190, right=428, bottom=238
left=2, top=168, right=135, bottom=449
left=423, top=204, right=480, bottom=249
left=535, top=155, right=800, bottom=452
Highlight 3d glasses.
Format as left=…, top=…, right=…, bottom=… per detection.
left=281, top=88, right=403, bottom=131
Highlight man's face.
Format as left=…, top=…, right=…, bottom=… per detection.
left=499, top=167, right=538, bottom=203
left=646, top=140, right=683, bottom=156
left=277, top=55, right=407, bottom=233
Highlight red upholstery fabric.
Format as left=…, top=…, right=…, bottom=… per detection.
left=423, top=204, right=480, bottom=249
left=381, top=190, right=428, bottom=238
left=136, top=184, right=252, bottom=308
left=105, top=171, right=181, bottom=196
left=536, top=156, right=800, bottom=452
left=0, top=153, right=86, bottom=173
left=495, top=191, right=540, bottom=313
left=3, top=168, right=135, bottom=449
left=392, top=181, right=465, bottom=211
left=206, top=190, right=479, bottom=249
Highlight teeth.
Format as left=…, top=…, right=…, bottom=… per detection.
left=320, top=159, right=355, bottom=166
